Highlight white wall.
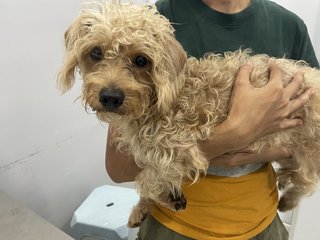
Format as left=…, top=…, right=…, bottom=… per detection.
left=0, top=0, right=113, bottom=233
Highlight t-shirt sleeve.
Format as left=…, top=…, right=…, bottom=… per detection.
left=297, top=23, right=319, bottom=68
left=155, top=0, right=174, bottom=20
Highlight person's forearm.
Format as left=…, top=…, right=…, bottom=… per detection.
left=200, top=118, right=251, bottom=160
left=105, top=129, right=141, bottom=183
left=208, top=146, right=292, bottom=168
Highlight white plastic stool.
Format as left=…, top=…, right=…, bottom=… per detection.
left=70, top=185, right=139, bottom=240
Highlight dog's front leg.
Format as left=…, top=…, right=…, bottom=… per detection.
left=135, top=165, right=187, bottom=211
left=127, top=197, right=153, bottom=228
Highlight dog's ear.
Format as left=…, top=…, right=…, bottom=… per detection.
left=57, top=17, right=91, bottom=94
left=152, top=36, right=187, bottom=114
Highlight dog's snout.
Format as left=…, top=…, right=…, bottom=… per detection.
left=99, top=88, right=124, bottom=111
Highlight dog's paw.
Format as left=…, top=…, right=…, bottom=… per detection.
left=278, top=195, right=296, bottom=212
left=277, top=178, right=290, bottom=191
left=168, top=191, right=187, bottom=211
left=127, top=208, right=148, bottom=228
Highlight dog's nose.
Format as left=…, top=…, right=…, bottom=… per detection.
left=99, top=88, right=124, bottom=111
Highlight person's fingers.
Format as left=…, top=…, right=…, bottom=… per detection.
left=283, top=70, right=304, bottom=100
left=287, top=87, right=314, bottom=115
left=267, top=62, right=283, bottom=86
left=279, top=118, right=303, bottom=129
left=234, top=64, right=253, bottom=87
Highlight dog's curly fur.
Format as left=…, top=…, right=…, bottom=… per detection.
left=58, top=1, right=320, bottom=227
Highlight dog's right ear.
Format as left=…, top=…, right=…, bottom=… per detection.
left=57, top=17, right=90, bottom=94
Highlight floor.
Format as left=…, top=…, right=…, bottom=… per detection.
left=0, top=191, right=74, bottom=240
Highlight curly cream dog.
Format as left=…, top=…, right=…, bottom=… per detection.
left=58, top=2, right=320, bottom=227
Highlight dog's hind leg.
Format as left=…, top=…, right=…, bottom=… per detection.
left=278, top=171, right=317, bottom=212
left=278, top=150, right=320, bottom=211
left=278, top=185, right=303, bottom=212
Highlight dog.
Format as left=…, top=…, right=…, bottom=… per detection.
left=58, top=1, right=320, bottom=227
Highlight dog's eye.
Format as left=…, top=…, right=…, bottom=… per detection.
left=134, top=56, right=148, bottom=67
left=90, top=47, right=103, bottom=61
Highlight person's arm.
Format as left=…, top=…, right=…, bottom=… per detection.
left=209, top=146, right=292, bottom=168
left=105, top=129, right=141, bottom=183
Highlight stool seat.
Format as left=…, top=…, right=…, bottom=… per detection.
left=70, top=185, right=139, bottom=240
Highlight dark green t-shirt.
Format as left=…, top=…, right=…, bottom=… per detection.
left=156, top=0, right=319, bottom=68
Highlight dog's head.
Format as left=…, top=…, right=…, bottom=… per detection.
left=58, top=2, right=187, bottom=122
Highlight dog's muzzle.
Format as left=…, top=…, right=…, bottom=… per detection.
left=99, top=87, right=125, bottom=112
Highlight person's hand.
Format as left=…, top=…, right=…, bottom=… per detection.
left=209, top=146, right=293, bottom=168
left=226, top=63, right=314, bottom=148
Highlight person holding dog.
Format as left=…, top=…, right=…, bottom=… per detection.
left=106, top=0, right=319, bottom=239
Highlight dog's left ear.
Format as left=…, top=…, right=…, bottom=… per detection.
left=152, top=36, right=187, bottom=114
